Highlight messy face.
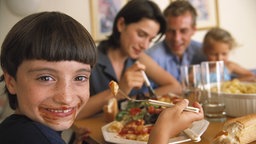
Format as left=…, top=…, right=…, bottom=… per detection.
left=164, top=12, right=196, bottom=59
left=118, top=18, right=160, bottom=59
left=4, top=60, right=91, bottom=131
left=204, top=41, right=230, bottom=62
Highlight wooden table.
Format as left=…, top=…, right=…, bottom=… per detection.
left=73, top=114, right=256, bottom=144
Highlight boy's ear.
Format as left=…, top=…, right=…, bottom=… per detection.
left=4, top=72, right=16, bottom=95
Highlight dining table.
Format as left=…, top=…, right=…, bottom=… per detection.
left=72, top=113, right=256, bottom=144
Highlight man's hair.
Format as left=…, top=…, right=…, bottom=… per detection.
left=163, top=0, right=197, bottom=27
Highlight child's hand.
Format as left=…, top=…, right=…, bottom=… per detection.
left=72, top=127, right=91, bottom=144
left=148, top=99, right=204, bottom=144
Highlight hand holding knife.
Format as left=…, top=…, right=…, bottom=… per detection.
left=141, top=71, right=157, bottom=98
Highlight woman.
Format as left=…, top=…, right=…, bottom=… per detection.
left=77, top=0, right=181, bottom=119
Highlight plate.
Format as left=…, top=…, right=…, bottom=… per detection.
left=102, top=119, right=209, bottom=144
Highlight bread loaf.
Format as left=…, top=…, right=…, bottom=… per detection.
left=212, top=114, right=256, bottom=144
left=103, top=98, right=118, bottom=122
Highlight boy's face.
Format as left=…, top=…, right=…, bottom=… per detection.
left=4, top=60, right=91, bottom=131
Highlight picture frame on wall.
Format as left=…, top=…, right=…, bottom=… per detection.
left=90, top=0, right=127, bottom=42
left=171, top=0, right=219, bottom=30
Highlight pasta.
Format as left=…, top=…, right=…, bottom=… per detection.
left=211, top=79, right=256, bottom=94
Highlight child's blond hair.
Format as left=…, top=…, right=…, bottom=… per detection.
left=203, top=27, right=237, bottom=52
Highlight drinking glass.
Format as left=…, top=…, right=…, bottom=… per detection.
left=180, top=64, right=202, bottom=106
left=201, top=61, right=226, bottom=122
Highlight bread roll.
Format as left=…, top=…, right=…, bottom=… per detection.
left=103, top=98, right=118, bottom=122
left=212, top=114, right=256, bottom=144
left=109, top=80, right=119, bottom=96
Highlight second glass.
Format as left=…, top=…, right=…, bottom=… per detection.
left=180, top=64, right=202, bottom=106
left=201, top=61, right=226, bottom=122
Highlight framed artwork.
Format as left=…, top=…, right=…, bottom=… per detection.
left=90, top=0, right=127, bottom=42
left=170, top=0, right=219, bottom=30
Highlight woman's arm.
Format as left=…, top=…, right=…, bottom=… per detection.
left=77, top=62, right=147, bottom=119
left=138, top=52, right=182, bottom=95
left=76, top=89, right=114, bottom=119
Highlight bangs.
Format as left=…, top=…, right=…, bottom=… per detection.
left=26, top=13, right=97, bottom=66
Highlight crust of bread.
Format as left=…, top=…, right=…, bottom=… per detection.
left=103, top=98, right=118, bottom=122
left=213, top=114, right=256, bottom=144
left=226, top=114, right=256, bottom=144
left=109, top=80, right=119, bottom=96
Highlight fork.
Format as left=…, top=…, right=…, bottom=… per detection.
left=141, top=71, right=157, bottom=98
left=118, top=88, right=199, bottom=113
left=119, top=88, right=201, bottom=141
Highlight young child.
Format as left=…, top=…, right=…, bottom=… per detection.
left=0, top=11, right=97, bottom=144
left=0, top=11, right=204, bottom=144
left=203, top=27, right=255, bottom=82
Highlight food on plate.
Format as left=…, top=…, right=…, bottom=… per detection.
left=109, top=80, right=119, bottom=96
left=103, top=98, right=119, bottom=122
left=106, top=94, right=175, bottom=141
left=211, top=79, right=256, bottom=94
left=107, top=121, right=123, bottom=133
left=118, top=119, right=152, bottom=141
left=212, top=114, right=256, bottom=144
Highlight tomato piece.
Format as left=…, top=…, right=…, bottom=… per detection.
left=147, top=106, right=155, bottom=114
left=154, top=108, right=164, bottom=114
left=129, top=108, right=141, bottom=116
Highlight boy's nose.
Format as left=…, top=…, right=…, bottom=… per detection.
left=53, top=82, right=73, bottom=104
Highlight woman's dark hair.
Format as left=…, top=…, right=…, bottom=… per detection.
left=100, top=0, right=166, bottom=51
left=0, top=11, right=97, bottom=110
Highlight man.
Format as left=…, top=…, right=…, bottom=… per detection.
left=146, top=1, right=206, bottom=82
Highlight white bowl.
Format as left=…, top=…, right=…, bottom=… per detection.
left=223, top=93, right=256, bottom=117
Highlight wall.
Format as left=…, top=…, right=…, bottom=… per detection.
left=0, top=0, right=256, bottom=69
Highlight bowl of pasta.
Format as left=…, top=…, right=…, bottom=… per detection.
left=213, top=79, right=256, bottom=117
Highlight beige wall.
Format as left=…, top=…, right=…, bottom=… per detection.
left=0, top=0, right=256, bottom=69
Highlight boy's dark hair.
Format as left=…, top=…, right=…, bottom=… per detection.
left=100, top=0, right=166, bottom=52
left=0, top=11, right=97, bottom=110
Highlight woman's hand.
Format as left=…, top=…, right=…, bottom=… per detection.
left=118, top=61, right=145, bottom=95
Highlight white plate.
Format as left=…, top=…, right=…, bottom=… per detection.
left=102, top=119, right=209, bottom=144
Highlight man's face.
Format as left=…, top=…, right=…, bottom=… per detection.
left=164, top=12, right=196, bottom=59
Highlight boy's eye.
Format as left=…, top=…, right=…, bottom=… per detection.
left=75, top=76, right=88, bottom=81
left=37, top=76, right=54, bottom=81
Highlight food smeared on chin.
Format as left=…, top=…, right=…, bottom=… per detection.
left=107, top=94, right=175, bottom=141
left=109, top=80, right=119, bottom=96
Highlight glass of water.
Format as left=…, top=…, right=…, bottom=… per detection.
left=180, top=64, right=202, bottom=106
left=201, top=61, right=226, bottom=122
